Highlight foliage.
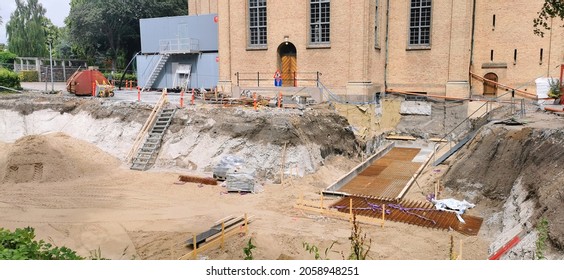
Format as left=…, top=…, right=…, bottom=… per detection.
left=66, top=0, right=188, bottom=70
left=19, top=70, right=39, bottom=82
left=0, top=51, right=17, bottom=70
left=348, top=214, right=371, bottom=260
left=0, top=227, right=83, bottom=260
left=243, top=238, right=256, bottom=260
left=303, top=213, right=371, bottom=260
left=449, top=235, right=457, bottom=260
left=6, top=0, right=49, bottom=57
left=534, top=0, right=564, bottom=37
left=0, top=68, right=22, bottom=90
left=547, top=78, right=562, bottom=99
left=536, top=218, right=549, bottom=260
left=303, top=241, right=337, bottom=260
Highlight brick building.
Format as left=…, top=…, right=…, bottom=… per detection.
left=189, top=0, right=563, bottom=98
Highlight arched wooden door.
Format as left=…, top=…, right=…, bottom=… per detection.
left=483, top=73, right=498, bottom=95
left=278, top=42, right=297, bottom=87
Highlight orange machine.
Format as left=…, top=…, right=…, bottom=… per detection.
left=66, top=69, right=111, bottom=96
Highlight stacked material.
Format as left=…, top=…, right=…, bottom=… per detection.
left=213, top=155, right=245, bottom=181
left=226, top=168, right=256, bottom=193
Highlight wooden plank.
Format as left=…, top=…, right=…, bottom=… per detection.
left=386, top=135, right=416, bottom=141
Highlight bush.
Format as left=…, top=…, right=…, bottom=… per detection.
left=0, top=227, right=83, bottom=260
left=0, top=68, right=22, bottom=90
left=103, top=72, right=137, bottom=87
left=0, top=51, right=17, bottom=71
left=19, top=70, right=39, bottom=82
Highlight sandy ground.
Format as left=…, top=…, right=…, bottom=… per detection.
left=0, top=132, right=490, bottom=260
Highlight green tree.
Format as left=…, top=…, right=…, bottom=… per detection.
left=0, top=227, right=83, bottom=260
left=6, top=0, right=49, bottom=57
left=66, top=0, right=187, bottom=70
left=534, top=0, right=564, bottom=37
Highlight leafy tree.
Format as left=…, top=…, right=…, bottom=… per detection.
left=6, top=0, right=49, bottom=57
left=534, top=0, right=564, bottom=37
left=0, top=227, right=83, bottom=260
left=66, top=0, right=188, bottom=70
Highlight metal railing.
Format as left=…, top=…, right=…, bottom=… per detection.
left=234, top=71, right=321, bottom=87
left=159, top=38, right=200, bottom=53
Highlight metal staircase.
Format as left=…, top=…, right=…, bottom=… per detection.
left=130, top=108, right=176, bottom=171
left=142, top=53, right=171, bottom=92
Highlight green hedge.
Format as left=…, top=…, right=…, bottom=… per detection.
left=19, top=70, right=39, bottom=82
left=0, top=68, right=22, bottom=90
left=0, top=51, right=17, bottom=71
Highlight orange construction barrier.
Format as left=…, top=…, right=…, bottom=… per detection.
left=191, top=89, right=195, bottom=105
left=253, top=93, right=257, bottom=111
left=137, top=86, right=141, bottom=102
left=180, top=90, right=185, bottom=107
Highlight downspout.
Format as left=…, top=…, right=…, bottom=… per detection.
left=384, top=0, right=390, bottom=94
left=469, top=0, right=476, bottom=97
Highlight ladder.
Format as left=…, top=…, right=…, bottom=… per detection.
left=142, top=53, right=171, bottom=92
left=130, top=108, right=176, bottom=171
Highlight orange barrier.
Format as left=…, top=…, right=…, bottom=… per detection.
left=180, top=90, right=184, bottom=108
left=253, top=93, right=257, bottom=111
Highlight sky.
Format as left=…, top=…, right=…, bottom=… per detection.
left=0, top=0, right=71, bottom=44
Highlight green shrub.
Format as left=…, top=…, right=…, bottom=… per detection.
left=0, top=68, right=22, bottom=90
left=19, top=70, right=39, bottom=82
left=0, top=51, right=17, bottom=71
left=0, top=227, right=83, bottom=260
left=103, top=72, right=137, bottom=87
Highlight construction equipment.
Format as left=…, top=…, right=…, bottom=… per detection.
left=66, top=68, right=114, bottom=97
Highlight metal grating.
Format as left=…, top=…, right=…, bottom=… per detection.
left=331, top=197, right=483, bottom=236
left=338, top=147, right=423, bottom=199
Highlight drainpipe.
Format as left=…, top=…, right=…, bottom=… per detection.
left=469, top=0, right=476, bottom=97
left=384, top=0, right=390, bottom=94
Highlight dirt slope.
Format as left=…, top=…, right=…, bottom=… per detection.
left=443, top=118, right=564, bottom=258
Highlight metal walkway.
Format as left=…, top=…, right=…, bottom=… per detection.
left=337, top=147, right=424, bottom=200
left=331, top=197, right=483, bottom=236
left=131, top=108, right=176, bottom=171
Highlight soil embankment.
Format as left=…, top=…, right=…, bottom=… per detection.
left=444, top=123, right=564, bottom=259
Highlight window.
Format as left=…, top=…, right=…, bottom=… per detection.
left=409, top=0, right=432, bottom=46
left=375, top=0, right=379, bottom=48
left=310, top=0, right=331, bottom=44
left=249, top=0, right=267, bottom=46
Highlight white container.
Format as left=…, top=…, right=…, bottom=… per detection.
left=535, top=78, right=558, bottom=99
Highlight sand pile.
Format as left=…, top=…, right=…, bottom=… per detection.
left=0, top=132, right=121, bottom=183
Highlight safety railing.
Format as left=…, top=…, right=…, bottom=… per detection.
left=234, top=71, right=322, bottom=88
left=159, top=38, right=200, bottom=54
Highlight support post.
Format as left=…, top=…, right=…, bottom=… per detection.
left=192, top=234, right=197, bottom=259
left=257, top=72, right=260, bottom=87
left=137, top=86, right=141, bottom=102
left=293, top=72, right=297, bottom=87
left=191, top=88, right=195, bottom=105
left=221, top=222, right=225, bottom=249
left=244, top=213, right=248, bottom=235
left=381, top=204, right=386, bottom=228
left=349, top=198, right=353, bottom=225
left=278, top=92, right=282, bottom=108
left=180, top=89, right=184, bottom=107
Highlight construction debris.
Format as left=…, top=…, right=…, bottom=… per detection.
left=430, top=197, right=476, bottom=223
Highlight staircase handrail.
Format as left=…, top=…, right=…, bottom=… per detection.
left=126, top=89, right=169, bottom=163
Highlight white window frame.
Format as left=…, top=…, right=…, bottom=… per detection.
left=248, top=0, right=267, bottom=48
left=309, top=0, right=331, bottom=46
